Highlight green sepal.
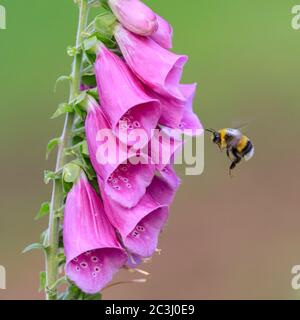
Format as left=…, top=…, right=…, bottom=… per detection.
left=62, top=162, right=81, bottom=183
left=51, top=103, right=74, bottom=119
left=87, top=87, right=99, bottom=100
left=35, top=202, right=50, bottom=220
left=93, top=11, right=117, bottom=38
left=60, top=282, right=102, bottom=300
left=80, top=140, right=89, bottom=156
left=84, top=292, right=102, bottom=300
left=46, top=137, right=60, bottom=159
left=83, top=36, right=100, bottom=54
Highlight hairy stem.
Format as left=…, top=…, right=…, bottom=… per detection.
left=45, top=0, right=89, bottom=300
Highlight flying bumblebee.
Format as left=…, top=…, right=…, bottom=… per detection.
left=206, top=128, right=254, bottom=175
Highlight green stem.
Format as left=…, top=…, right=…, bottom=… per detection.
left=45, top=0, right=89, bottom=300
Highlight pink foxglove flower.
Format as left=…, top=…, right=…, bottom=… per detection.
left=108, top=0, right=158, bottom=36
left=95, top=44, right=161, bottom=145
left=63, top=175, right=127, bottom=294
left=150, top=15, right=173, bottom=49
left=99, top=175, right=178, bottom=258
left=114, top=25, right=188, bottom=100
left=85, top=96, right=156, bottom=208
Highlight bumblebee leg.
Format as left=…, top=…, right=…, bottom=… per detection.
left=226, top=147, right=233, bottom=161
left=229, top=149, right=242, bottom=177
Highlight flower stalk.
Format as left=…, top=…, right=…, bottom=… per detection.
left=45, top=0, right=89, bottom=300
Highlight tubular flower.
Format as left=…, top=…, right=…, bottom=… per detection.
left=114, top=24, right=188, bottom=100
left=85, top=96, right=156, bottom=209
left=95, top=44, right=161, bottom=145
left=150, top=14, right=173, bottom=49
left=107, top=0, right=158, bottom=36
left=63, top=175, right=127, bottom=294
left=99, top=175, right=178, bottom=258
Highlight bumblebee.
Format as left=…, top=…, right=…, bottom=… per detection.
left=206, top=128, right=254, bottom=175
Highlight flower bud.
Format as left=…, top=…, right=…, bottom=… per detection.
left=108, top=0, right=158, bottom=36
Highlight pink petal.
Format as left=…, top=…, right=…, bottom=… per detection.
left=157, top=165, right=181, bottom=196
left=150, top=14, right=173, bottom=49
left=179, top=84, right=204, bottom=135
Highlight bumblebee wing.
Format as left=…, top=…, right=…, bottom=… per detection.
left=225, top=128, right=242, bottom=146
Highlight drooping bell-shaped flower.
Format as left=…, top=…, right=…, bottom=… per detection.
left=85, top=96, right=156, bottom=208
left=63, top=175, right=127, bottom=294
left=114, top=24, right=188, bottom=100
left=178, top=83, right=203, bottom=135
left=99, top=175, right=177, bottom=258
left=150, top=14, right=173, bottom=49
left=108, top=0, right=158, bottom=36
left=95, top=44, right=161, bottom=146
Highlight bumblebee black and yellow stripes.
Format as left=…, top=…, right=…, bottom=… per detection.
left=206, top=128, right=254, bottom=175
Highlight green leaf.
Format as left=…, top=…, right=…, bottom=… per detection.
left=51, top=103, right=73, bottom=119
left=35, top=202, right=50, bottom=220
left=39, top=271, right=46, bottom=292
left=44, top=170, right=61, bottom=184
left=46, top=137, right=60, bottom=159
left=54, top=75, right=71, bottom=92
left=23, top=242, right=45, bottom=254
left=63, top=163, right=81, bottom=183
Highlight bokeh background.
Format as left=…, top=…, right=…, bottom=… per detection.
left=0, top=0, right=300, bottom=300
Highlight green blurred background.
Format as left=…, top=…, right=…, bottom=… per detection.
left=1, top=0, right=300, bottom=299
